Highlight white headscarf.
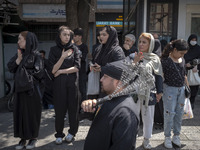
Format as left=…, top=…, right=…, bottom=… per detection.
left=138, top=33, right=163, bottom=109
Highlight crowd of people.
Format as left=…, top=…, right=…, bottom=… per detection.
left=7, top=25, right=200, bottom=150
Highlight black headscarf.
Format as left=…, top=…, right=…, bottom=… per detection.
left=55, top=30, right=74, bottom=51
left=23, top=32, right=38, bottom=56
left=184, top=34, right=200, bottom=63
left=94, top=26, right=119, bottom=65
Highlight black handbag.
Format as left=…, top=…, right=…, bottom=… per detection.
left=15, top=66, right=34, bottom=93
left=184, top=83, right=191, bottom=98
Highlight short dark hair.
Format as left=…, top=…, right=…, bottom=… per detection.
left=39, top=50, right=46, bottom=55
left=73, top=28, right=83, bottom=36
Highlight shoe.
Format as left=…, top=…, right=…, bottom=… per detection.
left=65, top=133, right=75, bottom=143
left=142, top=138, right=151, bottom=149
left=26, top=139, right=38, bottom=149
left=164, top=137, right=173, bottom=149
left=172, top=135, right=181, bottom=147
left=55, top=138, right=62, bottom=145
left=15, top=139, right=26, bottom=150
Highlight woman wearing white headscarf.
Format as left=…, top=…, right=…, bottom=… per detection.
left=133, top=33, right=163, bottom=149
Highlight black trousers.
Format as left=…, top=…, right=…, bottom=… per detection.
left=189, top=85, right=199, bottom=109
left=79, top=72, right=87, bottom=102
left=53, top=75, right=79, bottom=138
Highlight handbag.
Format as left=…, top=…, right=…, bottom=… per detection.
left=187, top=69, right=200, bottom=86
left=172, top=59, right=191, bottom=98
left=183, top=98, right=194, bottom=119
left=15, top=66, right=34, bottom=93
left=87, top=70, right=100, bottom=95
left=184, top=83, right=191, bottom=98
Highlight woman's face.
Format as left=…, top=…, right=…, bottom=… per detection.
left=18, top=34, right=26, bottom=49
left=60, top=29, right=71, bottom=45
left=138, top=36, right=150, bottom=53
left=171, top=48, right=188, bottom=59
left=100, top=28, right=109, bottom=44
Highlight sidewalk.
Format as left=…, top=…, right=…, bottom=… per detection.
left=0, top=97, right=200, bottom=150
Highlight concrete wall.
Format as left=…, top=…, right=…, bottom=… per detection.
left=0, top=27, right=4, bottom=98
left=177, top=0, right=200, bottom=40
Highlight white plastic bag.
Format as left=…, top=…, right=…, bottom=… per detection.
left=187, top=69, right=200, bottom=86
left=87, top=70, right=100, bottom=95
left=183, top=98, right=194, bottom=119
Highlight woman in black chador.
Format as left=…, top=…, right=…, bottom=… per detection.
left=7, top=31, right=44, bottom=150
left=184, top=34, right=200, bottom=109
left=48, top=26, right=81, bottom=144
left=88, top=25, right=125, bottom=99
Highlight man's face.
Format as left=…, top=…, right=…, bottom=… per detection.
left=124, top=37, right=134, bottom=48
left=73, top=35, right=81, bottom=43
left=100, top=74, right=118, bottom=95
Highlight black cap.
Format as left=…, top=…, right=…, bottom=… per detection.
left=101, top=59, right=128, bottom=80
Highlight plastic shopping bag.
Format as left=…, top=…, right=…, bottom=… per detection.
left=182, top=98, right=194, bottom=119
left=87, top=70, right=100, bottom=95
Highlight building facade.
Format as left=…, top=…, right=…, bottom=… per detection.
left=123, top=0, right=200, bottom=43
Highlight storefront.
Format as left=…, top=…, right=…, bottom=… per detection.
left=123, top=0, right=179, bottom=41
left=123, top=0, right=200, bottom=42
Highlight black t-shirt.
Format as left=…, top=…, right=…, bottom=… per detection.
left=76, top=43, right=88, bottom=73
left=161, top=57, right=186, bottom=87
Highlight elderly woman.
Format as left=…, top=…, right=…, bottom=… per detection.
left=132, top=33, right=163, bottom=149
left=7, top=31, right=44, bottom=150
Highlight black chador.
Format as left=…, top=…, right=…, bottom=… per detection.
left=7, top=32, right=44, bottom=140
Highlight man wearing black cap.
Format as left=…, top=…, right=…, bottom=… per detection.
left=81, top=55, right=143, bottom=150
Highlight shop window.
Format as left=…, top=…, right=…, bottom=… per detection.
left=149, top=3, right=173, bottom=40
left=25, top=24, right=61, bottom=41
left=191, top=13, right=200, bottom=44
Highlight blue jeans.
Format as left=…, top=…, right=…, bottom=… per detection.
left=163, top=84, right=185, bottom=137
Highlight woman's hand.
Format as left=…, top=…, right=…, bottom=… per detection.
left=16, top=49, right=22, bottom=65
left=192, top=65, right=198, bottom=72
left=123, top=43, right=130, bottom=50
left=81, top=99, right=97, bottom=112
left=90, top=63, right=101, bottom=72
left=186, top=63, right=191, bottom=68
left=156, top=93, right=163, bottom=102
left=61, top=49, right=73, bottom=59
left=133, top=52, right=144, bottom=64
left=54, top=70, right=62, bottom=77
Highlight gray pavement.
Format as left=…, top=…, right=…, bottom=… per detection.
left=0, top=96, right=200, bottom=150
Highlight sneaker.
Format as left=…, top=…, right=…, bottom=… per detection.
left=26, top=139, right=37, bottom=149
left=142, top=138, right=151, bottom=149
left=15, top=139, right=26, bottom=150
left=55, top=138, right=62, bottom=145
left=172, top=135, right=181, bottom=147
left=65, top=133, right=75, bottom=143
left=164, top=137, right=173, bottom=149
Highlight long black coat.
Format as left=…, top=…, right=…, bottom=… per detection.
left=7, top=32, right=44, bottom=140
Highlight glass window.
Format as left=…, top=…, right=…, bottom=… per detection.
left=149, top=3, right=173, bottom=40
left=191, top=13, right=200, bottom=44
left=26, top=24, right=61, bottom=41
